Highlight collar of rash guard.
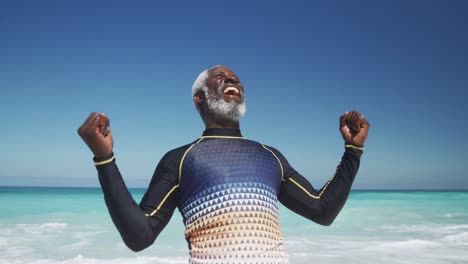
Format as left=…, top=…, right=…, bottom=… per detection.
left=202, top=128, right=243, bottom=138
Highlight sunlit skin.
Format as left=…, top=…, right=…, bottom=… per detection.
left=77, top=66, right=370, bottom=158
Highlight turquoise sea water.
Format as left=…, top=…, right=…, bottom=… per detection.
left=1, top=187, right=467, bottom=264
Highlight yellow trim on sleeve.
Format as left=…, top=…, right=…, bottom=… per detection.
left=145, top=184, right=180, bottom=217
left=94, top=156, right=115, bottom=166
left=345, top=144, right=364, bottom=151
left=261, top=144, right=284, bottom=181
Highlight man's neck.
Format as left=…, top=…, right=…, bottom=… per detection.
left=202, top=127, right=243, bottom=137
left=205, top=121, right=240, bottom=130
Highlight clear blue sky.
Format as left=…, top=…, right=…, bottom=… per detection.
left=1, top=0, right=467, bottom=189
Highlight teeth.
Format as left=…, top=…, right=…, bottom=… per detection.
left=223, top=87, right=239, bottom=94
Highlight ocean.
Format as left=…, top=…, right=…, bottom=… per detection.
left=1, top=187, right=467, bottom=264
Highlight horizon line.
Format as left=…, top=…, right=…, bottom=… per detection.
left=1, top=185, right=468, bottom=192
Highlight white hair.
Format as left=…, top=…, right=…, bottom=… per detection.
left=192, top=65, right=222, bottom=97
left=192, top=69, right=208, bottom=97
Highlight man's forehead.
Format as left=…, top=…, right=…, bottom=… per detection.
left=208, top=66, right=235, bottom=76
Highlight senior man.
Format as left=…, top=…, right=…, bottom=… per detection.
left=78, top=65, right=370, bottom=264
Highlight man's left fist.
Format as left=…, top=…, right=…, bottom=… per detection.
left=339, top=111, right=370, bottom=147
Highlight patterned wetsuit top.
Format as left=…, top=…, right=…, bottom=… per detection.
left=179, top=136, right=287, bottom=263
left=94, top=128, right=363, bottom=264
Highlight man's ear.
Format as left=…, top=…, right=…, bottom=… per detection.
left=194, top=91, right=204, bottom=104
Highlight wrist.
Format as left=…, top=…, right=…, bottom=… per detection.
left=345, top=142, right=364, bottom=151
left=92, top=149, right=113, bottom=160
left=93, top=152, right=115, bottom=166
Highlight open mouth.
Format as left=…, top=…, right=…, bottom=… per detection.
left=222, top=86, right=240, bottom=97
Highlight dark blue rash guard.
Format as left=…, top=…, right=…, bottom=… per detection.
left=94, top=128, right=363, bottom=263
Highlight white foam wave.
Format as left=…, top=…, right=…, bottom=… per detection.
left=282, top=237, right=468, bottom=264
left=372, top=239, right=440, bottom=251
left=366, top=224, right=468, bottom=235
left=0, top=237, right=8, bottom=247
left=283, top=236, right=311, bottom=245
left=0, top=255, right=188, bottom=264
left=15, top=223, right=68, bottom=234
left=441, top=232, right=468, bottom=245
left=443, top=213, right=468, bottom=219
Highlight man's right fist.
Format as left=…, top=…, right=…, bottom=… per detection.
left=77, top=112, right=113, bottom=158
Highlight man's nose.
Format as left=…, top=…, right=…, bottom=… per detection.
left=225, top=75, right=239, bottom=84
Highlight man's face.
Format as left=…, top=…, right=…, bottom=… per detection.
left=201, top=66, right=246, bottom=124
left=205, top=66, right=245, bottom=104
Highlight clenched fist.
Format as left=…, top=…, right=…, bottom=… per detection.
left=339, top=111, right=370, bottom=147
left=77, top=112, right=113, bottom=158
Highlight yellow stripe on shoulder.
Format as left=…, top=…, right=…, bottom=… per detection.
left=261, top=144, right=284, bottom=181
left=94, top=156, right=115, bottom=166
left=179, top=137, right=205, bottom=182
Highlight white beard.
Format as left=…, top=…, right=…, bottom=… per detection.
left=203, top=81, right=246, bottom=124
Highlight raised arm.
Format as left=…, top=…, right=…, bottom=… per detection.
left=277, top=111, right=370, bottom=226
left=77, top=112, right=178, bottom=251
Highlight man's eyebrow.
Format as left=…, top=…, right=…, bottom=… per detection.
left=210, top=71, right=225, bottom=77
left=210, top=70, right=238, bottom=79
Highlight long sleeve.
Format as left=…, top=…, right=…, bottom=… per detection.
left=94, top=152, right=180, bottom=251
left=274, top=146, right=363, bottom=226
